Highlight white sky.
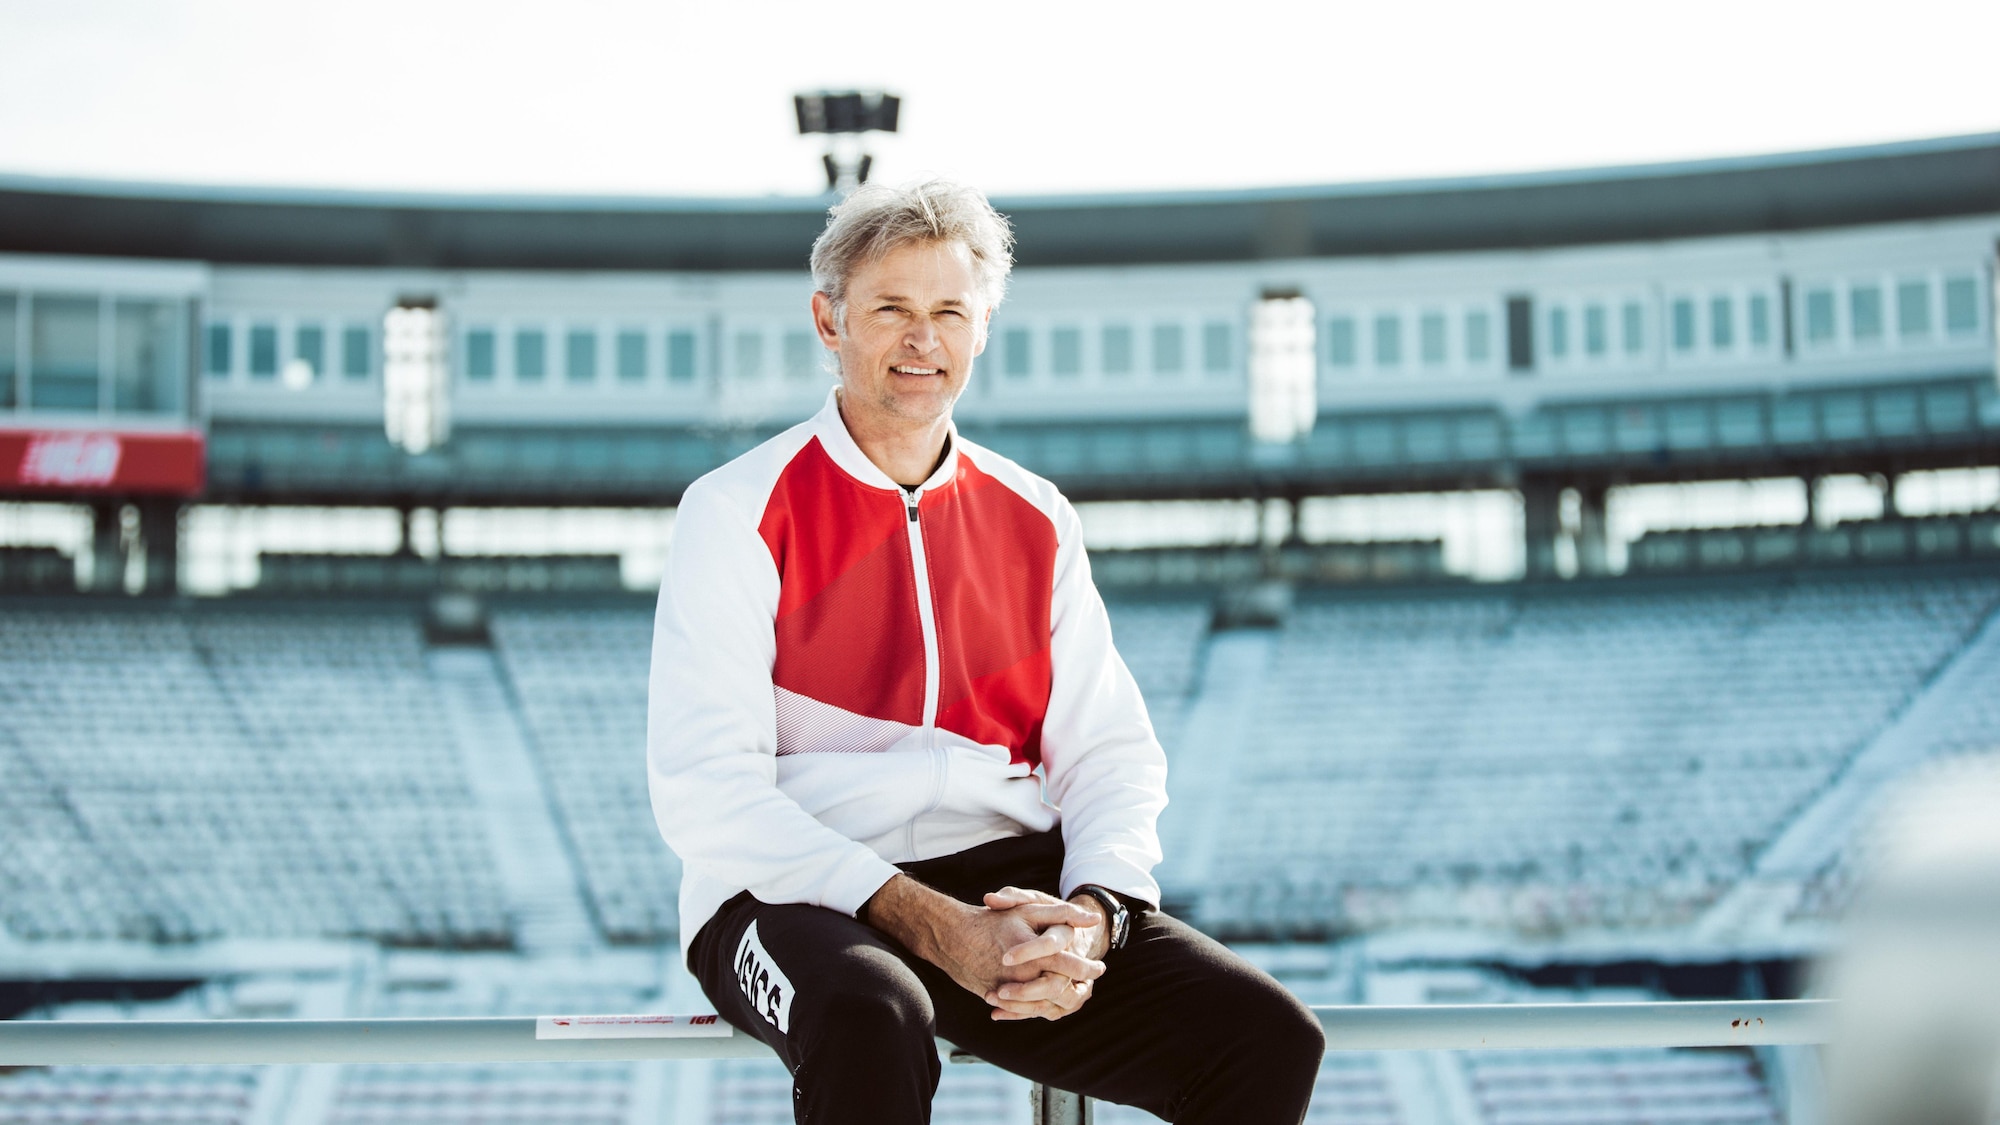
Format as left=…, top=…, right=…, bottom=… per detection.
left=1, top=0, right=1996, bottom=199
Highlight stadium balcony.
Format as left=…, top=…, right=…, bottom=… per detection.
left=189, top=374, right=2000, bottom=508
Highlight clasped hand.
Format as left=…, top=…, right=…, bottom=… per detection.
left=955, top=886, right=1107, bottom=1022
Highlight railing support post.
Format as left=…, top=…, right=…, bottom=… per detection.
left=1030, top=1082, right=1091, bottom=1124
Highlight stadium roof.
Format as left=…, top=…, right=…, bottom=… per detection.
left=3, top=132, right=1997, bottom=271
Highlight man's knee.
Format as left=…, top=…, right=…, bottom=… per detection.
left=1258, top=986, right=1326, bottom=1072
left=820, top=972, right=935, bottom=1043
left=1221, top=970, right=1321, bottom=1056
left=795, top=946, right=937, bottom=1060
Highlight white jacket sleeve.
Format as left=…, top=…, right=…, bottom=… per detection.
left=646, top=481, right=902, bottom=917
left=1038, top=497, right=1169, bottom=907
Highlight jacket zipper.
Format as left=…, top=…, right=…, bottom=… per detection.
left=904, top=486, right=946, bottom=857
left=903, top=486, right=940, bottom=734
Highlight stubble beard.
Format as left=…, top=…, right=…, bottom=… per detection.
left=838, top=355, right=963, bottom=433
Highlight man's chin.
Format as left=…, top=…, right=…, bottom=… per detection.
left=875, top=388, right=960, bottom=426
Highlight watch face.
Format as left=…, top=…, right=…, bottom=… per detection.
left=1079, top=886, right=1128, bottom=949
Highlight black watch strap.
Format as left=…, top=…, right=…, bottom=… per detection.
left=1072, top=884, right=1130, bottom=951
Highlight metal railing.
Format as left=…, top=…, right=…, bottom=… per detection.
left=0, top=1000, right=1833, bottom=1124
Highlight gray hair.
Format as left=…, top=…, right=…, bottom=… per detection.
left=809, top=180, right=1015, bottom=326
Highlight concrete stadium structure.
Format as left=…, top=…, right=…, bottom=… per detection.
left=1, top=132, right=1996, bottom=589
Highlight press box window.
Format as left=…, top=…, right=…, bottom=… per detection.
left=1101, top=324, right=1133, bottom=376
left=1748, top=295, right=1771, bottom=346
left=783, top=332, right=817, bottom=380
left=1621, top=302, right=1644, bottom=354
left=667, top=331, right=697, bottom=382
left=1419, top=313, right=1446, bottom=367
left=1151, top=323, right=1183, bottom=376
left=1050, top=327, right=1082, bottom=377
left=115, top=300, right=185, bottom=413
left=618, top=330, right=648, bottom=381
left=1464, top=311, right=1491, bottom=363
left=248, top=324, right=279, bottom=380
left=1943, top=276, right=1978, bottom=335
left=1583, top=305, right=1606, bottom=357
left=342, top=326, right=372, bottom=380
left=1372, top=315, right=1401, bottom=367
left=1896, top=280, right=1931, bottom=338
left=566, top=329, right=598, bottom=383
left=1804, top=289, right=1836, bottom=344
left=1202, top=322, right=1232, bottom=375
left=1546, top=307, right=1569, bottom=359
left=30, top=295, right=102, bottom=411
left=465, top=329, right=497, bottom=382
left=1002, top=327, right=1031, bottom=378
left=205, top=323, right=233, bottom=378
left=1504, top=296, right=1533, bottom=372
left=1849, top=285, right=1884, bottom=342
left=1710, top=296, right=1733, bottom=350
left=734, top=332, right=764, bottom=379
left=1670, top=299, right=1695, bottom=353
left=515, top=330, right=547, bottom=382
left=291, top=325, right=325, bottom=387
left=1326, top=316, right=1356, bottom=368
left=0, top=292, right=15, bottom=409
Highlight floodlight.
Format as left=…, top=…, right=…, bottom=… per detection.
left=794, top=92, right=900, bottom=135
left=795, top=90, right=900, bottom=193
left=1249, top=294, right=1318, bottom=444
left=384, top=296, right=449, bottom=455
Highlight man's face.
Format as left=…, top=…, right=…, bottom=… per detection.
left=813, top=238, right=989, bottom=432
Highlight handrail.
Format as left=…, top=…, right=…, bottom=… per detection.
left=0, top=1000, right=1833, bottom=1066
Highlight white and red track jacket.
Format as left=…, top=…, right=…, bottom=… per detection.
left=648, top=388, right=1168, bottom=957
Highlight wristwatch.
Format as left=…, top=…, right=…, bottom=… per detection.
left=1071, top=884, right=1131, bottom=951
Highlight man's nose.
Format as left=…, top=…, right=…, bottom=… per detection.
left=904, top=316, right=941, bottom=351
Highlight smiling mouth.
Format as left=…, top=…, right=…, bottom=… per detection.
left=890, top=365, right=942, bottom=376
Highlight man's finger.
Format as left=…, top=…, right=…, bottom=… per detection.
left=1004, top=950, right=1106, bottom=983
left=982, top=888, right=1061, bottom=911
left=986, top=976, right=1092, bottom=1020
left=1007, top=901, right=1100, bottom=929
left=990, top=886, right=1055, bottom=903
left=991, top=971, right=1074, bottom=1004
left=1000, top=923, right=1072, bottom=966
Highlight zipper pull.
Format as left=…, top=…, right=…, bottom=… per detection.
left=905, top=490, right=919, bottom=522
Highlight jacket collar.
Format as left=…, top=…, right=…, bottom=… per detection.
left=810, top=386, right=961, bottom=495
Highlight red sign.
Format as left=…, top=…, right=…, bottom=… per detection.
left=0, top=428, right=205, bottom=497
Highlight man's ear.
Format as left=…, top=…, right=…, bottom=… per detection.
left=811, top=292, right=841, bottom=348
left=973, top=305, right=993, bottom=356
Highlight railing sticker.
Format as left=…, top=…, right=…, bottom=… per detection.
left=534, top=1014, right=733, bottom=1040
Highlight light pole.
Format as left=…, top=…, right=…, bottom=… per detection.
left=795, top=91, right=900, bottom=193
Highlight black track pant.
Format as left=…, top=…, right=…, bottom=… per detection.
left=688, top=831, right=1324, bottom=1124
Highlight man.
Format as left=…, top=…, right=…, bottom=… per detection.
left=648, top=179, right=1323, bottom=1123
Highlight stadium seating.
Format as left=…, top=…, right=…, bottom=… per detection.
left=1461, top=1048, right=1779, bottom=1124
left=0, top=601, right=509, bottom=946
left=10, top=569, right=1998, bottom=949
left=1189, top=573, right=2000, bottom=937
left=1099, top=596, right=1213, bottom=757
left=487, top=605, right=680, bottom=944
left=0, top=1065, right=264, bottom=1125
left=326, top=1064, right=632, bottom=1125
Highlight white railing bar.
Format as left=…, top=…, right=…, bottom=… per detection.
left=0, top=1000, right=1831, bottom=1066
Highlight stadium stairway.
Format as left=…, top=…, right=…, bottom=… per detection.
left=427, top=649, right=601, bottom=955
left=1152, top=628, right=1274, bottom=915
left=1696, top=593, right=2000, bottom=945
